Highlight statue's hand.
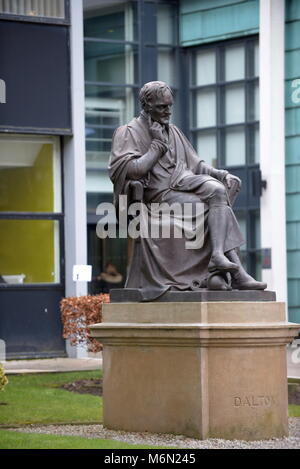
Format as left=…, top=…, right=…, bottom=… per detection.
left=149, top=121, right=167, bottom=143
left=225, top=173, right=242, bottom=190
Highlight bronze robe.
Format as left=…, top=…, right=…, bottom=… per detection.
left=109, top=112, right=244, bottom=300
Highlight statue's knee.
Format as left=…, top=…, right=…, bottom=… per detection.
left=209, top=183, right=227, bottom=203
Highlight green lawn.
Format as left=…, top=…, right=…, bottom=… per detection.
left=0, top=371, right=299, bottom=449
left=0, top=430, right=167, bottom=450
left=0, top=371, right=102, bottom=426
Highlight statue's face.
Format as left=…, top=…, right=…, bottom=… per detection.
left=148, top=90, right=173, bottom=125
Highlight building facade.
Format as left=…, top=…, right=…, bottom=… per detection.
left=83, top=0, right=300, bottom=327
left=0, top=0, right=299, bottom=359
left=0, top=1, right=87, bottom=358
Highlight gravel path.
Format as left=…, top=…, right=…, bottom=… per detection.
left=7, top=418, right=300, bottom=449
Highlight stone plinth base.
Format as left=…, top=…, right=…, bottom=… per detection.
left=90, top=302, right=300, bottom=441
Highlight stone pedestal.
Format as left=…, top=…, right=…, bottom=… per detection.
left=90, top=301, right=300, bottom=440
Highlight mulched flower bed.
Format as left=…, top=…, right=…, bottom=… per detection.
left=61, top=378, right=300, bottom=405
left=61, top=379, right=103, bottom=396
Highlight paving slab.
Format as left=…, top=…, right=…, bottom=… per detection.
left=2, top=358, right=102, bottom=375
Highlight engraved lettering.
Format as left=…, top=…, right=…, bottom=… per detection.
left=233, top=395, right=275, bottom=408
left=234, top=397, right=242, bottom=407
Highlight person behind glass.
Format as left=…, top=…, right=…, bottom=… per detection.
left=96, top=262, right=123, bottom=293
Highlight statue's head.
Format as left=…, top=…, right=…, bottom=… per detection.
left=139, top=81, right=173, bottom=125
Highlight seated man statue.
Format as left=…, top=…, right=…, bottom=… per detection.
left=109, top=81, right=266, bottom=301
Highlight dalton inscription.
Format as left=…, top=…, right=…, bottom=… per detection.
left=234, top=395, right=276, bottom=407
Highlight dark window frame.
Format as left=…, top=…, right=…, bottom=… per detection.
left=186, top=35, right=262, bottom=279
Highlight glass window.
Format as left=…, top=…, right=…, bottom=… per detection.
left=0, top=135, right=62, bottom=286
left=0, top=0, right=66, bottom=19
left=85, top=41, right=137, bottom=85
left=195, top=49, right=216, bottom=86
left=158, top=47, right=176, bottom=87
left=189, top=39, right=260, bottom=281
left=225, top=45, right=245, bottom=81
left=157, top=3, right=174, bottom=45
left=195, top=89, right=216, bottom=128
left=197, top=131, right=217, bottom=167
left=0, top=137, right=61, bottom=213
left=225, top=127, right=246, bottom=166
left=254, top=42, right=259, bottom=77
left=84, top=3, right=136, bottom=41
left=0, top=219, right=60, bottom=284
left=85, top=86, right=135, bottom=126
left=225, top=85, right=245, bottom=124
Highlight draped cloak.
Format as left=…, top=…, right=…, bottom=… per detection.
left=109, top=113, right=244, bottom=301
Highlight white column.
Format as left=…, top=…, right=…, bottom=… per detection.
left=259, top=0, right=287, bottom=307
left=64, top=0, right=88, bottom=357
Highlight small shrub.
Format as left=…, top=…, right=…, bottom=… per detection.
left=60, top=294, right=110, bottom=353
left=0, top=363, right=8, bottom=392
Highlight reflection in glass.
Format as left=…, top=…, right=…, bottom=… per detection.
left=0, top=220, right=60, bottom=284
left=85, top=86, right=135, bottom=125
left=85, top=42, right=136, bottom=85
left=225, top=128, right=246, bottom=166
left=225, top=45, right=245, bottom=81
left=225, top=85, right=245, bottom=124
left=195, top=50, right=216, bottom=86
left=196, top=89, right=216, bottom=128
left=197, top=132, right=217, bottom=167
left=0, top=0, right=65, bottom=19
left=0, top=139, right=59, bottom=213
left=84, top=3, right=136, bottom=41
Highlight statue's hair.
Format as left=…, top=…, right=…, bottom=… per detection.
left=139, top=81, right=173, bottom=110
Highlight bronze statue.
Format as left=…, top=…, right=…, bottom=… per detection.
left=109, top=81, right=266, bottom=300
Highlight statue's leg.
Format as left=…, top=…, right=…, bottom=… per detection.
left=226, top=249, right=267, bottom=290
left=203, top=182, right=239, bottom=273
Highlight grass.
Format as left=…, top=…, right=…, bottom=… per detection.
left=0, top=371, right=102, bottom=426
left=0, top=430, right=168, bottom=450
left=289, top=405, right=300, bottom=417
left=0, top=372, right=299, bottom=448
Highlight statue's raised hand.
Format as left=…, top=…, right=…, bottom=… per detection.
left=149, top=121, right=167, bottom=143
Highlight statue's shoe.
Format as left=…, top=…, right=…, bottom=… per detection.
left=231, top=273, right=267, bottom=290
left=208, top=254, right=238, bottom=273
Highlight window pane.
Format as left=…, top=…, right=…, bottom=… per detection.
left=85, top=126, right=114, bottom=194
left=158, top=48, right=176, bottom=87
left=225, top=85, right=245, bottom=124
left=248, top=82, right=259, bottom=121
left=0, top=0, right=65, bottom=18
left=85, top=86, right=135, bottom=125
left=0, top=138, right=60, bottom=213
left=195, top=50, right=216, bottom=86
left=196, top=132, right=217, bottom=168
left=235, top=212, right=247, bottom=248
left=84, top=4, right=136, bottom=41
left=195, top=89, right=216, bottom=128
left=254, top=42, right=259, bottom=77
left=0, top=219, right=60, bottom=284
left=157, top=4, right=174, bottom=45
left=225, top=45, right=245, bottom=81
left=254, top=127, right=260, bottom=164
left=225, top=127, right=246, bottom=166
left=85, top=42, right=137, bottom=85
